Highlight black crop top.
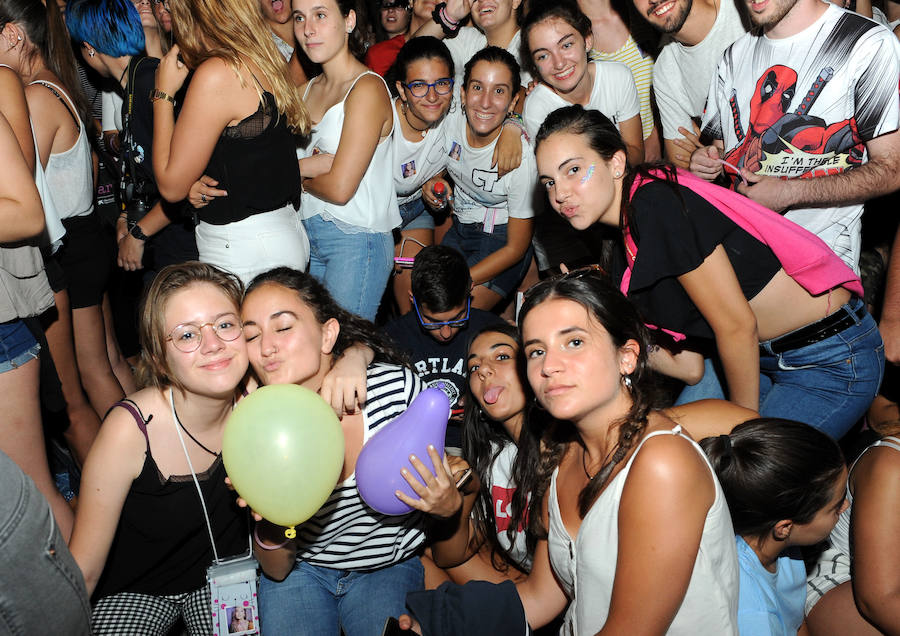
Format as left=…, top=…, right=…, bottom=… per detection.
left=92, top=400, right=248, bottom=599
left=198, top=91, right=301, bottom=226
left=613, top=179, right=782, bottom=341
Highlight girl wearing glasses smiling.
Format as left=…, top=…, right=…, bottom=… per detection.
left=68, top=262, right=370, bottom=634
left=428, top=47, right=536, bottom=311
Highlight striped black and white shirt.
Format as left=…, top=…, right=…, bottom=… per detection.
left=294, top=363, right=426, bottom=571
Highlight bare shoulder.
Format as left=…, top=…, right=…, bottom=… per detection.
left=627, top=412, right=713, bottom=498
left=192, top=57, right=242, bottom=93
left=346, top=73, right=391, bottom=108
left=0, top=66, right=22, bottom=91
left=853, top=442, right=900, bottom=490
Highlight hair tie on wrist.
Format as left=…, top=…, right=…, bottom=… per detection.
left=254, top=525, right=290, bottom=551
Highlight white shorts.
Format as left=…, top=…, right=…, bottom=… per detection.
left=195, top=205, right=310, bottom=286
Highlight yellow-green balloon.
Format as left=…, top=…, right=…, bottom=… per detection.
left=223, top=385, right=344, bottom=528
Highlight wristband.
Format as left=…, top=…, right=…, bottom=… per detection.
left=127, top=220, right=149, bottom=242
left=502, top=112, right=529, bottom=143
left=254, top=525, right=290, bottom=551
left=149, top=88, right=176, bottom=106
left=432, top=2, right=461, bottom=36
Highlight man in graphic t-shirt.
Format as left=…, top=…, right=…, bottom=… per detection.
left=691, top=0, right=900, bottom=273
left=384, top=246, right=503, bottom=451
left=631, top=0, right=748, bottom=167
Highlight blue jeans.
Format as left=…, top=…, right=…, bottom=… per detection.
left=302, top=215, right=394, bottom=321
left=399, top=197, right=436, bottom=231
left=440, top=218, right=533, bottom=298
left=258, top=558, right=424, bottom=636
left=0, top=449, right=91, bottom=634
left=0, top=320, right=40, bottom=373
left=758, top=298, right=884, bottom=439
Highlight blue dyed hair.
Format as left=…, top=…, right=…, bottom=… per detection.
left=65, top=0, right=144, bottom=57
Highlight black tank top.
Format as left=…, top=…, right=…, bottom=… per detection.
left=93, top=400, right=248, bottom=599
left=198, top=91, right=301, bottom=225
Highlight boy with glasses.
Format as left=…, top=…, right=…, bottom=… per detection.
left=384, top=246, right=503, bottom=451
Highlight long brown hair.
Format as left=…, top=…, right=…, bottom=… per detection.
left=519, top=270, right=660, bottom=517
left=0, top=0, right=91, bottom=125
left=171, top=0, right=310, bottom=133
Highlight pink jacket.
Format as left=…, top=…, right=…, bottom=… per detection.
left=620, top=168, right=863, bottom=341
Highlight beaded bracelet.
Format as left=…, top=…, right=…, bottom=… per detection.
left=501, top=111, right=529, bottom=143
left=253, top=525, right=290, bottom=551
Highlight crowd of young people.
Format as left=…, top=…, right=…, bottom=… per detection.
left=1, top=0, right=899, bottom=632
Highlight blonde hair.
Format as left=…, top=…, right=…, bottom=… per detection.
left=171, top=0, right=310, bottom=133
left=136, top=262, right=244, bottom=392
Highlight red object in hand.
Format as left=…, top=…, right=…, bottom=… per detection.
left=432, top=181, right=446, bottom=201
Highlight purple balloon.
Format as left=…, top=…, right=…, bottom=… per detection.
left=355, top=387, right=450, bottom=515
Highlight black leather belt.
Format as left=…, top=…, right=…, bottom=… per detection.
left=764, top=302, right=866, bottom=355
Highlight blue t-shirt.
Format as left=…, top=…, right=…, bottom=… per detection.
left=736, top=536, right=806, bottom=636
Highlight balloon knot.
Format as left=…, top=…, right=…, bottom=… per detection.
left=284, top=526, right=297, bottom=539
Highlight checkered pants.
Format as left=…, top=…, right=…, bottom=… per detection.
left=91, top=586, right=212, bottom=635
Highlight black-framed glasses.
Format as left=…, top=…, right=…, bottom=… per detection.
left=412, top=296, right=471, bottom=331
left=166, top=315, right=243, bottom=353
left=404, top=78, right=454, bottom=98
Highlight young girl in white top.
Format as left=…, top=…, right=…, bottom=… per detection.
left=295, top=0, right=400, bottom=321
left=389, top=36, right=456, bottom=313
left=520, top=2, right=643, bottom=165
left=702, top=419, right=848, bottom=636
left=430, top=47, right=536, bottom=311
left=515, top=269, right=739, bottom=635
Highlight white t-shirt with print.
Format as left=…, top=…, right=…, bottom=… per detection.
left=701, top=4, right=900, bottom=271
left=486, top=441, right=531, bottom=571
left=391, top=99, right=455, bottom=205
left=653, top=0, right=747, bottom=140
left=442, top=107, right=538, bottom=226
left=444, top=26, right=532, bottom=88
left=522, top=60, right=641, bottom=141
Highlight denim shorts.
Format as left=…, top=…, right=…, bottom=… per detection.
left=399, top=197, right=436, bottom=231
left=0, top=320, right=40, bottom=374
left=440, top=218, right=533, bottom=298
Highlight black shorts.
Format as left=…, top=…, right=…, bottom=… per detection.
left=55, top=213, right=113, bottom=309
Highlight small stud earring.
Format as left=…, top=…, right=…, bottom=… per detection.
left=17, top=35, right=22, bottom=41
left=615, top=171, right=621, bottom=178
left=622, top=374, right=633, bottom=389
left=347, top=28, right=352, bottom=33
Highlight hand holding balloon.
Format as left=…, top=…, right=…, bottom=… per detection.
left=395, top=446, right=465, bottom=519
left=355, top=388, right=450, bottom=515
left=223, top=385, right=345, bottom=535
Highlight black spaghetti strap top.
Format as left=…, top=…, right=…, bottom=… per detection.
left=92, top=400, right=248, bottom=599
left=197, top=91, right=301, bottom=226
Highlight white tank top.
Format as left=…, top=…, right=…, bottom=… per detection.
left=298, top=71, right=401, bottom=233
left=829, top=434, right=900, bottom=554
left=29, top=80, right=93, bottom=220
left=547, top=425, right=740, bottom=636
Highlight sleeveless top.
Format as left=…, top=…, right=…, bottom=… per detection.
left=0, top=66, right=54, bottom=322
left=829, top=435, right=900, bottom=554
left=199, top=89, right=302, bottom=226
left=28, top=80, right=93, bottom=220
left=93, top=400, right=249, bottom=599
left=547, top=425, right=739, bottom=635
left=298, top=71, right=401, bottom=233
